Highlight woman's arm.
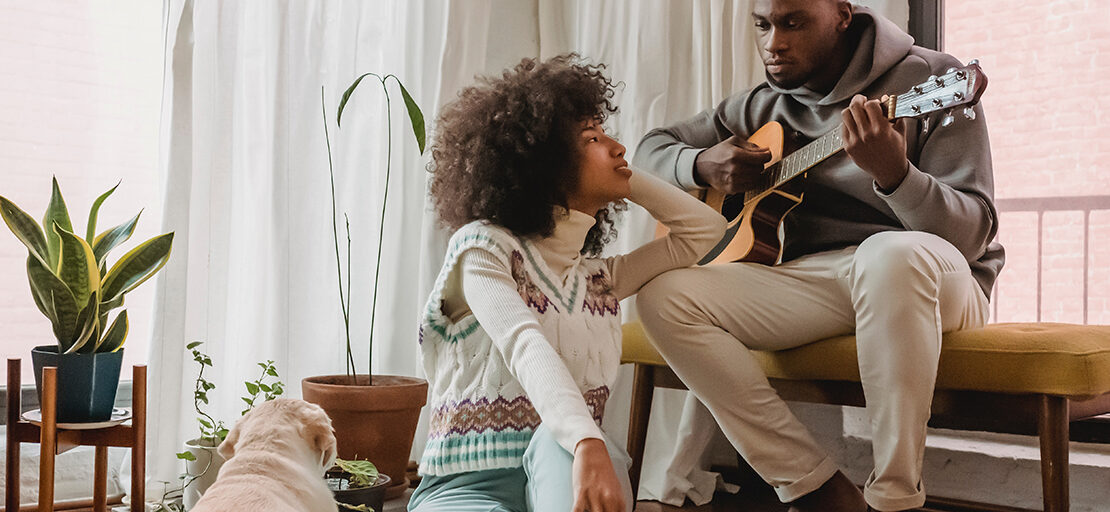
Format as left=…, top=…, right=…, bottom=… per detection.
left=455, top=248, right=604, bottom=451
left=607, top=170, right=726, bottom=300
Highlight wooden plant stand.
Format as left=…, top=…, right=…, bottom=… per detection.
left=5, top=359, right=146, bottom=512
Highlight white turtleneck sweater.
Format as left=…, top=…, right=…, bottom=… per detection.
left=437, top=169, right=726, bottom=454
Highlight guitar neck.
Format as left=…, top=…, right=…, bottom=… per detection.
left=747, top=126, right=844, bottom=202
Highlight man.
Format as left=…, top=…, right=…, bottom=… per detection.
left=632, top=1, right=1004, bottom=511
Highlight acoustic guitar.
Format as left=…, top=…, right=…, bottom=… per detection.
left=689, top=61, right=988, bottom=266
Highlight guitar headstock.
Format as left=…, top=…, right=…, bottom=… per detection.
left=888, top=60, right=987, bottom=125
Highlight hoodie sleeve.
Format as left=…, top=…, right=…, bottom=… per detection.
left=632, top=100, right=742, bottom=191
left=876, top=98, right=999, bottom=261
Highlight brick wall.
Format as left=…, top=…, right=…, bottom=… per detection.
left=0, top=1, right=162, bottom=382
left=945, top=1, right=1110, bottom=324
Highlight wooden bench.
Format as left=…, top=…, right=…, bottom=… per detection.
left=621, top=322, right=1110, bottom=512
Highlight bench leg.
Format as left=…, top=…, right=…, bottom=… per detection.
left=1038, top=395, right=1069, bottom=512
left=627, top=364, right=654, bottom=502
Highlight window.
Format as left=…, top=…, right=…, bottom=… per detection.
left=945, top=1, right=1110, bottom=324
left=0, top=2, right=163, bottom=383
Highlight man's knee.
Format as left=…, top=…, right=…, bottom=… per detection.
left=852, top=231, right=964, bottom=284
left=637, top=267, right=698, bottom=322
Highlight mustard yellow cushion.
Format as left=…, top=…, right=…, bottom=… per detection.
left=622, top=322, right=1110, bottom=400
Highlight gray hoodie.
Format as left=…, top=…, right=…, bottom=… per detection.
left=633, top=6, right=1004, bottom=297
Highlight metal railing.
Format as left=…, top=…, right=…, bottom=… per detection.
left=993, top=195, right=1110, bottom=324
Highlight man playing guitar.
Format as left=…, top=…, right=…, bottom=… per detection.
left=632, top=1, right=1004, bottom=511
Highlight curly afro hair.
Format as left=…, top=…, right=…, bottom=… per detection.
left=428, top=53, right=626, bottom=256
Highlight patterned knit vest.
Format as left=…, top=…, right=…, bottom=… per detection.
left=418, top=221, right=623, bottom=476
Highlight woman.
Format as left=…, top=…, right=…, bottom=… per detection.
left=412, top=54, right=725, bottom=512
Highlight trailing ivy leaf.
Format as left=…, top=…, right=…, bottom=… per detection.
left=92, top=211, right=140, bottom=268
left=96, top=310, right=128, bottom=353
left=186, top=341, right=202, bottom=350
left=198, top=417, right=213, bottom=429
left=395, top=79, right=426, bottom=154
left=245, top=382, right=259, bottom=395
left=86, top=181, right=119, bottom=243
left=101, top=232, right=173, bottom=303
left=43, top=177, right=74, bottom=272
left=266, top=367, right=278, bottom=377
left=176, top=451, right=196, bottom=461
left=1, top=195, right=50, bottom=269
left=55, top=224, right=100, bottom=309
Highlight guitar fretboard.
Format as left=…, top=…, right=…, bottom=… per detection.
left=744, top=127, right=844, bottom=203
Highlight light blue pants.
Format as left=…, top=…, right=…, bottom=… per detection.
left=408, top=425, right=633, bottom=512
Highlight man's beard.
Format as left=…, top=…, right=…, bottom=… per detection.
left=765, top=69, right=808, bottom=90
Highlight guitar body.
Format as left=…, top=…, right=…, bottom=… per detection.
left=696, top=121, right=806, bottom=266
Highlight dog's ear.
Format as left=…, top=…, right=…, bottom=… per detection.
left=301, top=405, right=337, bottom=471
left=218, top=421, right=240, bottom=460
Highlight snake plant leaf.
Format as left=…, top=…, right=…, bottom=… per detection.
left=395, top=80, right=426, bottom=154
left=0, top=196, right=50, bottom=269
left=92, top=211, right=141, bottom=268
left=26, top=254, right=77, bottom=325
left=86, top=181, right=120, bottom=243
left=100, top=294, right=124, bottom=314
left=96, top=310, right=128, bottom=353
left=101, top=232, right=174, bottom=303
left=44, top=177, right=74, bottom=272
left=67, top=290, right=99, bottom=354
left=336, top=72, right=379, bottom=128
left=55, top=223, right=100, bottom=310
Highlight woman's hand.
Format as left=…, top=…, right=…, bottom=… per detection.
left=572, top=438, right=626, bottom=512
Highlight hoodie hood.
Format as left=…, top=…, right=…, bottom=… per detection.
left=768, top=5, right=915, bottom=106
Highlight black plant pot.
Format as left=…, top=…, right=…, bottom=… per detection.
left=328, top=471, right=391, bottom=512
left=30, top=345, right=124, bottom=423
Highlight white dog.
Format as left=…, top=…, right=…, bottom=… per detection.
left=190, top=398, right=338, bottom=512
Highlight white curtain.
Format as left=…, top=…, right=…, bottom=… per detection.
left=148, top=0, right=456, bottom=494
left=148, top=0, right=905, bottom=505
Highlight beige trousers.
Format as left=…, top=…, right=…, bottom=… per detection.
left=637, top=231, right=989, bottom=511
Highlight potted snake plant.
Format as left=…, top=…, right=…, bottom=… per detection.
left=0, top=178, right=173, bottom=423
left=300, top=75, right=428, bottom=499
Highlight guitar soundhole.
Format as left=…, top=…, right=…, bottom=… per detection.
left=721, top=194, right=746, bottom=222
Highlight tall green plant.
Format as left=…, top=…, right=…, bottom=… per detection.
left=0, top=178, right=173, bottom=354
left=322, top=74, right=425, bottom=384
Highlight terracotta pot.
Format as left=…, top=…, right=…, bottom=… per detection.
left=302, top=375, right=428, bottom=500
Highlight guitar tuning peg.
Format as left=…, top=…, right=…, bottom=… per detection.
left=968, top=59, right=980, bottom=66
left=962, top=106, right=977, bottom=121
left=941, top=110, right=956, bottom=127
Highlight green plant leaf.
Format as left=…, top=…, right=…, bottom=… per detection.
left=336, top=72, right=380, bottom=128
left=244, top=381, right=259, bottom=395
left=43, top=177, right=74, bottom=272
left=27, top=254, right=79, bottom=342
left=101, top=232, right=174, bottom=303
left=66, top=290, right=99, bottom=354
left=334, top=458, right=379, bottom=488
left=55, top=224, right=100, bottom=309
left=92, top=211, right=140, bottom=268
left=0, top=196, right=50, bottom=269
left=395, top=80, right=426, bottom=154
left=96, top=310, right=128, bottom=353
left=86, top=181, right=119, bottom=243
left=186, top=341, right=202, bottom=349
left=176, top=451, right=196, bottom=461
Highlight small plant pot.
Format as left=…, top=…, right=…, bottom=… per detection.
left=31, top=345, right=124, bottom=423
left=182, top=438, right=226, bottom=509
left=328, top=471, right=391, bottom=512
